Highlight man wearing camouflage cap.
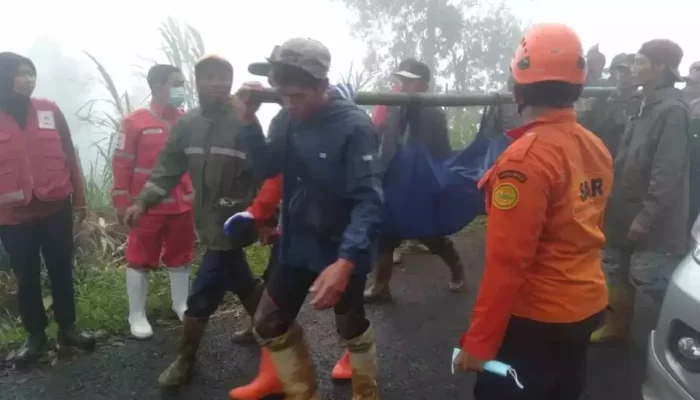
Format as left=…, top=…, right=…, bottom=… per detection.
left=593, top=39, right=692, bottom=344
left=230, top=38, right=383, bottom=399
left=582, top=53, right=641, bottom=158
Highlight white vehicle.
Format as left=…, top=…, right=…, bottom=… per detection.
left=643, top=216, right=700, bottom=400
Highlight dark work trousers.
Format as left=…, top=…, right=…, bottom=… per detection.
left=185, top=248, right=260, bottom=318
left=0, top=202, right=76, bottom=334
left=379, top=235, right=461, bottom=266
left=473, top=312, right=603, bottom=400
left=256, top=265, right=369, bottom=341
left=260, top=238, right=279, bottom=283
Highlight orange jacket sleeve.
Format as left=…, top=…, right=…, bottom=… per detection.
left=247, top=174, right=282, bottom=220
left=460, top=157, right=549, bottom=360
left=111, top=117, right=139, bottom=210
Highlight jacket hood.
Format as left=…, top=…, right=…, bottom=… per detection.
left=310, top=89, right=361, bottom=123
left=0, top=52, right=35, bottom=127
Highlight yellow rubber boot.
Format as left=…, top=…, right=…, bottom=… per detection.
left=264, top=324, right=320, bottom=400
left=344, top=326, right=380, bottom=400
left=590, top=285, right=635, bottom=343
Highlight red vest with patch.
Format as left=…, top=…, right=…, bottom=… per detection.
left=111, top=107, right=193, bottom=215
left=0, top=99, right=73, bottom=208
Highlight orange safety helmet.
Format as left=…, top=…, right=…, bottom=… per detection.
left=511, top=23, right=586, bottom=86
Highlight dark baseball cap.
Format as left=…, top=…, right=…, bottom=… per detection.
left=638, top=39, right=684, bottom=82
left=248, top=45, right=281, bottom=77
left=393, top=59, right=431, bottom=82
left=609, top=53, right=634, bottom=70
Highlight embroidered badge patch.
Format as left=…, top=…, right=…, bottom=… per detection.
left=492, top=183, right=519, bottom=210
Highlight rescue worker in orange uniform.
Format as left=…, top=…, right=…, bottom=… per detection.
left=454, top=24, right=611, bottom=400
left=112, top=64, right=195, bottom=339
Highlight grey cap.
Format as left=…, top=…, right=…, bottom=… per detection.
left=266, top=38, right=331, bottom=79
left=248, top=45, right=282, bottom=77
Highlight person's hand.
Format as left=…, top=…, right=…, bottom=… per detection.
left=454, top=349, right=486, bottom=373
left=627, top=218, right=649, bottom=241
left=123, top=202, right=145, bottom=229
left=232, top=81, right=265, bottom=122
left=309, top=259, right=354, bottom=310
left=257, top=226, right=280, bottom=245
left=115, top=208, right=126, bottom=226
left=74, top=207, right=87, bottom=224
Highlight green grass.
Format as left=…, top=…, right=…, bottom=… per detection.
left=0, top=244, right=269, bottom=352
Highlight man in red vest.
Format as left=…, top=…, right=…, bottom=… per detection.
left=112, top=64, right=195, bottom=339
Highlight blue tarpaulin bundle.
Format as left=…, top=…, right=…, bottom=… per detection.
left=381, top=106, right=510, bottom=239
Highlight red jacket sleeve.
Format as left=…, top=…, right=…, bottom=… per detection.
left=55, top=108, right=86, bottom=209
left=111, top=116, right=139, bottom=210
left=247, top=174, right=282, bottom=220
left=459, top=158, right=548, bottom=360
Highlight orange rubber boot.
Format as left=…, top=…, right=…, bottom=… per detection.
left=229, top=348, right=283, bottom=399
left=331, top=350, right=352, bottom=380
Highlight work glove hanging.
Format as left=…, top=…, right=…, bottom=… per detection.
left=224, top=211, right=254, bottom=236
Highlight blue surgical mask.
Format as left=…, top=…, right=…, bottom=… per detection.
left=168, top=87, right=186, bottom=107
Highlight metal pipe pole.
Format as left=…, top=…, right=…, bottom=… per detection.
left=250, top=87, right=614, bottom=107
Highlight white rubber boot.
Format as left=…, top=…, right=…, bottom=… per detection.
left=169, top=265, right=190, bottom=322
left=126, top=268, right=153, bottom=339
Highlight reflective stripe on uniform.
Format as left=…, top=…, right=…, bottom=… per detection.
left=185, top=147, right=204, bottom=155
left=112, top=189, right=129, bottom=196
left=0, top=190, right=26, bottom=206
left=114, top=150, right=135, bottom=159
left=161, top=198, right=175, bottom=203
left=134, top=167, right=151, bottom=174
left=210, top=147, right=246, bottom=159
left=183, top=193, right=194, bottom=202
left=144, top=181, right=167, bottom=196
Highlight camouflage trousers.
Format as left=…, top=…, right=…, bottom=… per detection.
left=601, top=246, right=683, bottom=304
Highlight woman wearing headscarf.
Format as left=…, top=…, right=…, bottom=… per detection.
left=0, top=52, right=95, bottom=366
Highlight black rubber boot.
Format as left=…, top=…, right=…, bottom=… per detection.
left=13, top=332, right=47, bottom=367
left=57, top=325, right=96, bottom=351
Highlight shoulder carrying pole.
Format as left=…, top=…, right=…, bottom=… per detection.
left=250, top=87, right=614, bottom=107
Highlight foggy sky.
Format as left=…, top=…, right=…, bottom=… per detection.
left=1, top=0, right=698, bottom=167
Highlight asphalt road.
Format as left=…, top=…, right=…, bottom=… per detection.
left=0, top=227, right=650, bottom=399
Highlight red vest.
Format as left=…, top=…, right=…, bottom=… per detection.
left=0, top=99, right=73, bottom=208
left=111, top=107, right=193, bottom=215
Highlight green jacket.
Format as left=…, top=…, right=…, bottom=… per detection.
left=581, top=91, right=641, bottom=158
left=137, top=107, right=258, bottom=250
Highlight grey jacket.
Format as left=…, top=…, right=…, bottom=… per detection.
left=606, top=87, right=691, bottom=254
